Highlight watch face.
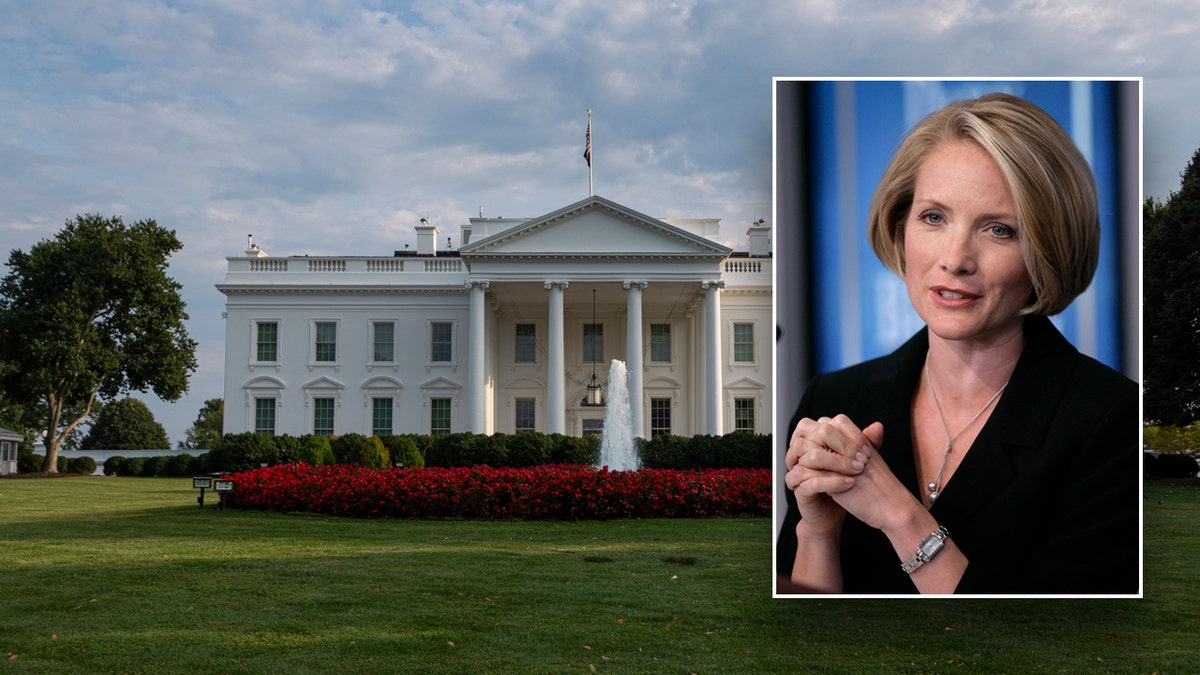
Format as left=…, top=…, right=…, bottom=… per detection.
left=918, top=535, right=943, bottom=558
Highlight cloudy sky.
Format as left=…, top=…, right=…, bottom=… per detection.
left=2, top=0, right=1196, bottom=444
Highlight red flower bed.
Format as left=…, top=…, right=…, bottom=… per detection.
left=226, top=464, right=771, bottom=520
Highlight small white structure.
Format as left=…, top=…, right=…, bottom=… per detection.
left=0, top=426, right=22, bottom=475
left=217, top=195, right=772, bottom=439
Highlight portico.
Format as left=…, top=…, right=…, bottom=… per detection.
left=460, top=196, right=735, bottom=437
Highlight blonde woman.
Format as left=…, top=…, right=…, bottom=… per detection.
left=777, top=93, right=1138, bottom=595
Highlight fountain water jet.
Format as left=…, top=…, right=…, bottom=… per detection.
left=598, top=359, right=639, bottom=471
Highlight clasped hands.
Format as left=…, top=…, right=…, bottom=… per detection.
left=784, top=414, right=913, bottom=536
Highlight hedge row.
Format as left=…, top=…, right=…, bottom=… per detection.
left=17, top=454, right=96, bottom=474
left=203, top=431, right=772, bottom=473
left=637, top=432, right=772, bottom=469
left=11, top=430, right=773, bottom=476
left=103, top=454, right=206, bottom=477
left=202, top=431, right=600, bottom=472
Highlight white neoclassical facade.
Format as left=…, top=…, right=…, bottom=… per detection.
left=218, top=195, right=772, bottom=439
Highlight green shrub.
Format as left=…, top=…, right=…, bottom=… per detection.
left=56, top=455, right=70, bottom=473
left=549, top=433, right=598, bottom=465
left=18, top=452, right=43, bottom=473
left=506, top=432, right=552, bottom=467
left=357, top=436, right=391, bottom=469
left=473, top=433, right=508, bottom=467
left=689, top=434, right=725, bottom=468
left=1146, top=452, right=1200, bottom=478
left=331, top=433, right=367, bottom=465
left=274, top=435, right=303, bottom=464
left=165, top=453, right=196, bottom=477
left=190, top=451, right=214, bottom=474
left=121, top=457, right=146, bottom=476
left=638, top=434, right=689, bottom=469
left=407, top=434, right=436, bottom=463
left=384, top=436, right=424, bottom=468
left=427, top=432, right=477, bottom=467
left=207, top=433, right=279, bottom=472
left=67, top=456, right=98, bottom=474
left=141, top=456, right=169, bottom=477
left=296, top=435, right=335, bottom=466
left=717, top=432, right=771, bottom=469
left=103, top=455, right=126, bottom=476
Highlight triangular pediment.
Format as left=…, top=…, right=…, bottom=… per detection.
left=420, top=376, right=461, bottom=390
left=726, top=376, right=766, bottom=391
left=302, top=376, right=345, bottom=390
left=460, top=195, right=731, bottom=260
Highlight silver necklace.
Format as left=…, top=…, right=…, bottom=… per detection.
left=924, top=354, right=1009, bottom=502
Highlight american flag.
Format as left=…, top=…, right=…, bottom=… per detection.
left=583, top=120, right=591, bottom=166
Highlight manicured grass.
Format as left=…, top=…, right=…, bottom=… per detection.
left=1, top=476, right=1196, bottom=672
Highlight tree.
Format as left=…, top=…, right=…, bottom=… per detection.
left=0, top=214, right=197, bottom=472
left=80, top=397, right=170, bottom=450
left=179, top=398, right=224, bottom=450
left=1145, top=147, right=1200, bottom=425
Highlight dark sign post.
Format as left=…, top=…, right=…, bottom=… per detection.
left=192, top=476, right=213, bottom=508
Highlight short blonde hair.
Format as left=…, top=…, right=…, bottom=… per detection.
left=867, top=92, right=1100, bottom=316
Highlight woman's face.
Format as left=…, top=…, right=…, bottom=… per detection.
left=903, top=140, right=1033, bottom=348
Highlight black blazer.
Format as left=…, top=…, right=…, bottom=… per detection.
left=776, top=316, right=1139, bottom=594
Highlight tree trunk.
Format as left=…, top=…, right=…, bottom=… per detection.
left=41, top=437, right=60, bottom=473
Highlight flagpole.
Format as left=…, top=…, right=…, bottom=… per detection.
left=586, top=108, right=593, bottom=196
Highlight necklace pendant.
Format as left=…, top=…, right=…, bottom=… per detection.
left=929, top=491, right=939, bottom=501
left=927, top=482, right=937, bottom=492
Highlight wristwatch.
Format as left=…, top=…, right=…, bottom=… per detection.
left=900, top=526, right=949, bottom=574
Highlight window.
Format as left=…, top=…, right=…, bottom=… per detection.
left=1, top=441, right=13, bottom=462
left=313, top=397, right=335, bottom=436
left=515, top=323, right=537, bottom=363
left=515, top=397, right=536, bottom=433
left=431, top=322, right=453, bottom=362
left=314, top=322, right=337, bottom=362
left=430, top=397, right=451, bottom=435
left=256, top=321, right=278, bottom=362
left=372, top=398, right=393, bottom=436
left=734, top=398, right=755, bottom=433
left=582, top=418, right=604, bottom=437
left=733, top=323, right=755, bottom=363
left=254, top=397, right=276, bottom=436
left=650, top=324, right=671, bottom=363
left=650, top=397, right=672, bottom=437
left=584, top=323, right=603, bottom=363
left=372, top=322, right=394, bottom=362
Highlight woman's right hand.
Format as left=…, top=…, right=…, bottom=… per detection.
left=784, top=415, right=884, bottom=537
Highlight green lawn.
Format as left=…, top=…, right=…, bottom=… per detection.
left=1, top=476, right=1196, bottom=673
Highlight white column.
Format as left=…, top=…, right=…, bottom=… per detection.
left=703, top=280, right=725, bottom=435
left=624, top=281, right=646, bottom=439
left=466, top=280, right=489, bottom=433
left=545, top=281, right=569, bottom=434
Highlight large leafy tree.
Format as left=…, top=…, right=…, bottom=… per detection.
left=81, top=397, right=170, bottom=450
left=1145, top=147, right=1200, bottom=425
left=179, top=397, right=224, bottom=450
left=0, top=214, right=197, bottom=471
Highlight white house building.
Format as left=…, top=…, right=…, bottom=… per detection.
left=218, top=195, right=772, bottom=439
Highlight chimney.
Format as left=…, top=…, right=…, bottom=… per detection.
left=415, top=218, right=439, bottom=256
left=746, top=219, right=771, bottom=258
left=245, top=233, right=267, bottom=257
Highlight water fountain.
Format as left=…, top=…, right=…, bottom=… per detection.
left=599, top=359, right=640, bottom=471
